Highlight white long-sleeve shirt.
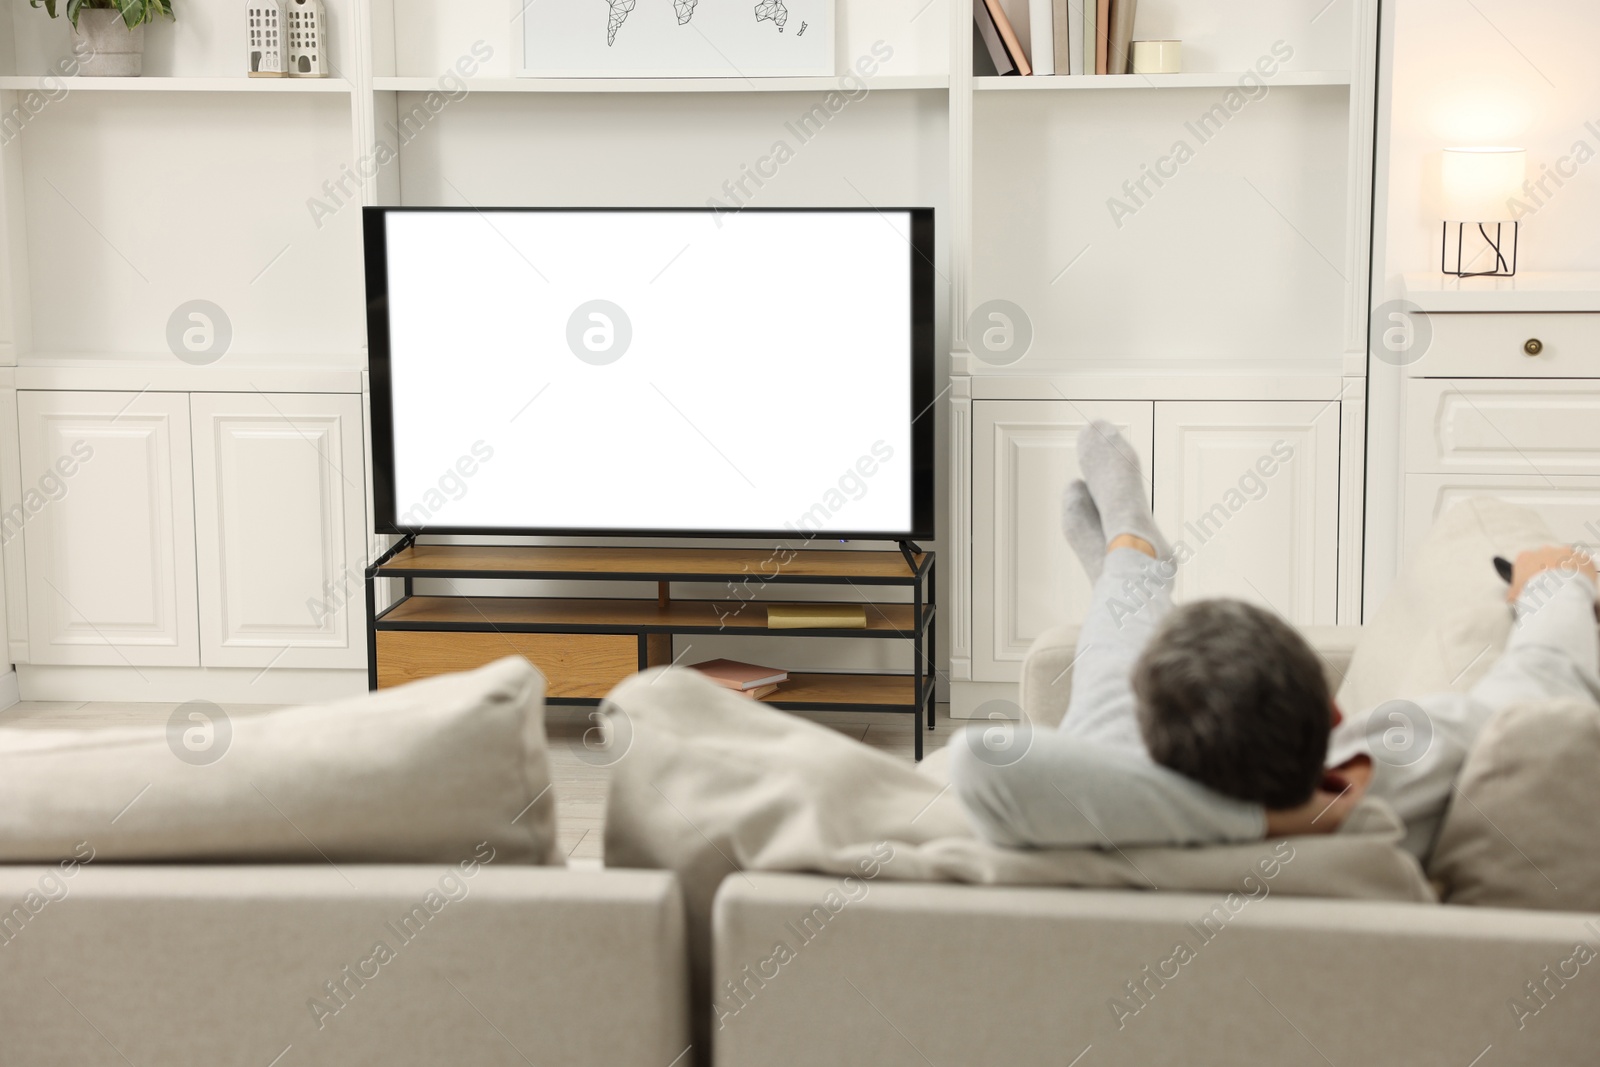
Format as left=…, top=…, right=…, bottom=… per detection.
left=950, top=553, right=1600, bottom=862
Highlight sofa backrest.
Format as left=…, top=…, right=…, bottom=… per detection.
left=1022, top=624, right=1362, bottom=729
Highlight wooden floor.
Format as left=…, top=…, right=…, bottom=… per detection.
left=0, top=700, right=960, bottom=864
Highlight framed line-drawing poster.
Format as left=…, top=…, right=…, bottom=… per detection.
left=519, top=0, right=837, bottom=78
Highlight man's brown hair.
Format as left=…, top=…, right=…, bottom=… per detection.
left=1133, top=599, right=1331, bottom=809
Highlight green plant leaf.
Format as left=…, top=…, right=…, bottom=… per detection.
left=31, top=0, right=174, bottom=27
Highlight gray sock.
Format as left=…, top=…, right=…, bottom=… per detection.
left=1078, top=420, right=1171, bottom=558
left=1061, top=479, right=1107, bottom=581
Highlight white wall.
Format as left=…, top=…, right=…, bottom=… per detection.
left=973, top=84, right=1350, bottom=364
left=18, top=92, right=363, bottom=357
left=1380, top=0, right=1600, bottom=285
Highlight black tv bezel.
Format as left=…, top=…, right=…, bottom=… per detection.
left=364, top=205, right=937, bottom=543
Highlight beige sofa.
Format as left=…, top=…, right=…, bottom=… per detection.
left=712, top=874, right=1595, bottom=1066
left=0, top=865, right=690, bottom=1067
left=710, top=626, right=1600, bottom=1066
left=9, top=609, right=1592, bottom=1065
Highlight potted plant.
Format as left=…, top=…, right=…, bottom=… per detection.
left=29, top=1, right=175, bottom=77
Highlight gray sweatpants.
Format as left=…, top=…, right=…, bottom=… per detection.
left=950, top=548, right=1600, bottom=861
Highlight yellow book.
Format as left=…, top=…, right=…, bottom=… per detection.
left=766, top=604, right=868, bottom=629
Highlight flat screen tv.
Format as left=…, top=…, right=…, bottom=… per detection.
left=364, top=206, right=935, bottom=540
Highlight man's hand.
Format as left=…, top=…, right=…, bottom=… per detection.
left=1507, top=545, right=1598, bottom=604
left=1264, top=756, right=1373, bottom=837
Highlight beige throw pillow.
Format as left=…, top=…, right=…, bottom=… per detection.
left=1429, top=699, right=1600, bottom=911
left=1335, top=497, right=1556, bottom=713
left=0, top=656, right=561, bottom=866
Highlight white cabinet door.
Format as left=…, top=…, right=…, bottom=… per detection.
left=973, top=400, right=1154, bottom=682
left=18, top=391, right=199, bottom=666
left=1404, top=475, right=1600, bottom=556
left=191, top=393, right=367, bottom=668
left=1405, top=379, right=1600, bottom=476
left=1154, top=400, right=1340, bottom=626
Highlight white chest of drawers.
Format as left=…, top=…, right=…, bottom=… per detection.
left=1399, top=274, right=1600, bottom=555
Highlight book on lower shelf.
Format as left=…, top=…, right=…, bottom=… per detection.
left=1095, top=0, right=1110, bottom=73
left=1084, top=0, right=1097, bottom=74
left=974, top=0, right=1017, bottom=76
left=766, top=604, right=868, bottom=629
left=1107, top=0, right=1138, bottom=74
left=1054, top=0, right=1080, bottom=76
left=1029, top=0, right=1056, bottom=76
left=984, top=0, right=1032, bottom=75
left=990, top=0, right=1134, bottom=77
left=691, top=658, right=790, bottom=691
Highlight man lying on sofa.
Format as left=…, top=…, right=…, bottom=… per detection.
left=950, top=423, right=1600, bottom=864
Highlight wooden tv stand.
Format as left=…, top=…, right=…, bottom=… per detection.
left=365, top=541, right=937, bottom=759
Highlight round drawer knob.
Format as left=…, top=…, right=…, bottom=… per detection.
left=1524, top=338, right=1544, bottom=356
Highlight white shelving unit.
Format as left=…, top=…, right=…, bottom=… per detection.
left=1401, top=272, right=1600, bottom=314
left=371, top=74, right=951, bottom=94
left=0, top=74, right=354, bottom=91
left=0, top=0, right=371, bottom=702
left=0, top=0, right=1382, bottom=708
left=946, top=0, right=1380, bottom=712
left=974, top=70, right=1352, bottom=90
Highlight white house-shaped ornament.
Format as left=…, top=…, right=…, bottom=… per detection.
left=287, top=0, right=330, bottom=78
left=246, top=1, right=289, bottom=77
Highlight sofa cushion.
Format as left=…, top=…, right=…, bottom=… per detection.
left=1428, top=698, right=1600, bottom=910
left=1335, top=497, right=1555, bottom=714
left=712, top=874, right=1598, bottom=1067
left=0, top=866, right=687, bottom=1067
left=0, top=656, right=561, bottom=866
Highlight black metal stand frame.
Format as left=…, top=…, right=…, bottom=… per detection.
left=1441, top=220, right=1518, bottom=278
left=366, top=543, right=939, bottom=760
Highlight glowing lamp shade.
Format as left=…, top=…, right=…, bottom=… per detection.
left=1441, top=147, right=1525, bottom=222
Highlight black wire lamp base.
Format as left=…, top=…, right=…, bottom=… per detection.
left=1441, top=220, right=1518, bottom=278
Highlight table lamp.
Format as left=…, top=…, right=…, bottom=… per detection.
left=1440, top=146, right=1525, bottom=277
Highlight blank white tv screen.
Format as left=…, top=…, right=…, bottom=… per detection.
left=372, top=208, right=928, bottom=537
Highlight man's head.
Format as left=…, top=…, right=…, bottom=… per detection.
left=1132, top=599, right=1332, bottom=810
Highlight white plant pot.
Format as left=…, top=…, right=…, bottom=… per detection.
left=71, top=9, right=148, bottom=77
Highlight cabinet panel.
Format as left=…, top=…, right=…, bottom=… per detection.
left=191, top=394, right=367, bottom=668
left=1404, top=475, right=1600, bottom=556
left=972, top=400, right=1154, bottom=682
left=1154, top=401, right=1340, bottom=626
left=18, top=391, right=198, bottom=666
left=1405, top=379, right=1600, bottom=476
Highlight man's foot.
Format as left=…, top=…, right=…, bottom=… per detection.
left=1078, top=421, right=1171, bottom=558
left=1062, top=479, right=1107, bottom=580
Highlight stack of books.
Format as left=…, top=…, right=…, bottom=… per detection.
left=690, top=659, right=789, bottom=700
left=974, top=0, right=1138, bottom=77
